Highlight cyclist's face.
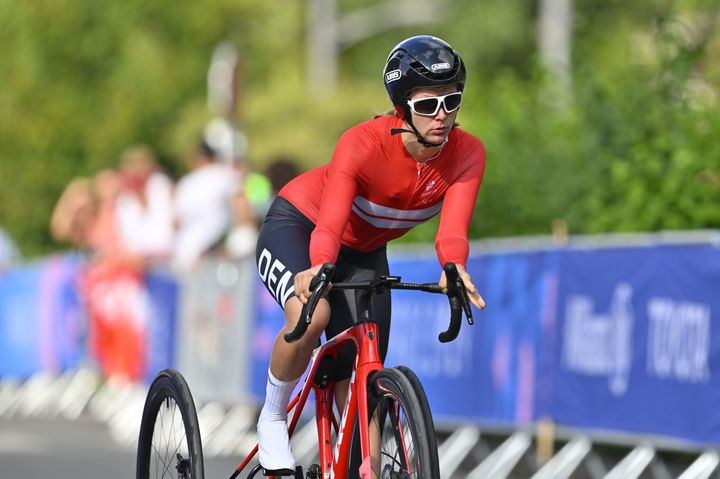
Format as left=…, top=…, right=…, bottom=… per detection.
left=407, top=84, right=460, bottom=144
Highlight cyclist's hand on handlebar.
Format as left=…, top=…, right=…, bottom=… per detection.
left=294, top=265, right=322, bottom=305
left=439, top=265, right=486, bottom=310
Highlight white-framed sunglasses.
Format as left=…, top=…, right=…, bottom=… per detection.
left=406, top=92, right=463, bottom=116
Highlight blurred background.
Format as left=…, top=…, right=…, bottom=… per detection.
left=1, top=0, right=720, bottom=478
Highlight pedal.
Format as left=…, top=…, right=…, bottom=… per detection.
left=306, top=464, right=321, bottom=478
left=262, top=466, right=302, bottom=477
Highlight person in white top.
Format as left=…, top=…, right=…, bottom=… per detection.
left=115, top=145, right=175, bottom=263
left=173, top=140, right=239, bottom=269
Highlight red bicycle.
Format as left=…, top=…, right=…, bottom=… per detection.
left=136, top=262, right=474, bottom=479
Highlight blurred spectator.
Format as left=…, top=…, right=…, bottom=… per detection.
left=50, top=146, right=173, bottom=383
left=225, top=181, right=259, bottom=259
left=224, top=156, right=300, bottom=259
left=51, top=169, right=129, bottom=260
left=115, top=145, right=174, bottom=264
left=255, top=155, right=301, bottom=221
left=243, top=170, right=272, bottom=220
left=0, top=225, right=20, bottom=272
left=85, top=169, right=124, bottom=257
left=266, top=156, right=300, bottom=197
left=247, top=155, right=301, bottom=222
left=81, top=146, right=171, bottom=384
left=173, top=140, right=239, bottom=269
left=81, top=261, right=147, bottom=383
left=50, top=177, right=96, bottom=249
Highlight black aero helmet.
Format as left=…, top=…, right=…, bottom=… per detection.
left=383, top=35, right=466, bottom=107
left=383, top=35, right=466, bottom=147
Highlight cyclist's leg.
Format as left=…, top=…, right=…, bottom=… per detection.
left=271, top=298, right=330, bottom=378
left=325, top=246, right=390, bottom=414
left=257, top=297, right=330, bottom=473
left=255, top=197, right=326, bottom=472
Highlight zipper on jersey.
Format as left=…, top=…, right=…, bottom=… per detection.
left=408, top=162, right=427, bottom=207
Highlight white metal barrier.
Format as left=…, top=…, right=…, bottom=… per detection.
left=2, top=372, right=720, bottom=478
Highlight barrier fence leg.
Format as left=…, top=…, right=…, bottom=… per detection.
left=292, top=419, right=321, bottom=467
left=0, top=379, right=20, bottom=417
left=603, top=444, right=655, bottom=479
left=677, top=450, right=720, bottom=479
left=437, top=426, right=480, bottom=478
left=531, top=436, right=591, bottom=479
left=203, top=403, right=257, bottom=457
left=466, top=431, right=532, bottom=479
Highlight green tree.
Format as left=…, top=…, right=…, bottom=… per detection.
left=0, top=0, right=718, bottom=257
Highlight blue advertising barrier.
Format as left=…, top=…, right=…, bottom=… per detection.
left=250, top=242, right=720, bottom=446
left=0, top=257, right=178, bottom=383
left=550, top=244, right=720, bottom=444
left=42, top=255, right=88, bottom=372
left=144, top=269, right=179, bottom=382
left=0, top=262, right=46, bottom=378
left=390, top=244, right=720, bottom=445
left=385, top=252, right=560, bottom=426
left=0, top=255, right=87, bottom=378
left=3, top=239, right=720, bottom=446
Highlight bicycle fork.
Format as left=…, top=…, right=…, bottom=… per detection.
left=315, top=360, right=379, bottom=478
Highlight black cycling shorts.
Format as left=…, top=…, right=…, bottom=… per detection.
left=256, top=196, right=391, bottom=380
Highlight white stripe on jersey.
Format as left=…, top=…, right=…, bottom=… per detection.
left=351, top=196, right=442, bottom=229
left=353, top=196, right=443, bottom=221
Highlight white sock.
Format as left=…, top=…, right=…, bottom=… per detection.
left=257, top=369, right=300, bottom=470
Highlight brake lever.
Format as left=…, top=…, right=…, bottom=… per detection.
left=457, top=280, right=474, bottom=325
left=283, top=263, right=335, bottom=343
left=439, top=262, right=478, bottom=344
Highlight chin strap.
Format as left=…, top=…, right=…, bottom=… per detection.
left=390, top=127, right=446, bottom=148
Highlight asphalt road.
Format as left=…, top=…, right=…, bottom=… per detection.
left=0, top=416, right=243, bottom=479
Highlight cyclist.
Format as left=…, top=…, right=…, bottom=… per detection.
left=255, top=35, right=486, bottom=474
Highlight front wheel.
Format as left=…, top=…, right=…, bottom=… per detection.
left=348, top=367, right=440, bottom=478
left=136, top=368, right=205, bottom=479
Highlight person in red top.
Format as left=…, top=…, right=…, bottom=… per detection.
left=255, top=35, right=486, bottom=474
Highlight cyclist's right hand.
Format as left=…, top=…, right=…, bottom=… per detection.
left=293, top=265, right=323, bottom=304
left=439, top=264, right=486, bottom=310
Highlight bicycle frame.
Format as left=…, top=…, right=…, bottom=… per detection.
left=233, top=320, right=384, bottom=479
left=232, top=264, right=473, bottom=479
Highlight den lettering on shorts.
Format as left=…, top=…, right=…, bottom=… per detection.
left=257, top=247, right=296, bottom=308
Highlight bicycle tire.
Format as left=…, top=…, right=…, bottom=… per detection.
left=347, top=367, right=440, bottom=478
left=394, top=365, right=439, bottom=457
left=136, top=368, right=205, bottom=479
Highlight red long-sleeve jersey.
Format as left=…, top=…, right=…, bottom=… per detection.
left=278, top=115, right=486, bottom=268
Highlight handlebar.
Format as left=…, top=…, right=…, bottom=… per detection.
left=283, top=263, right=336, bottom=343
left=438, top=262, right=474, bottom=343
left=283, top=262, right=475, bottom=344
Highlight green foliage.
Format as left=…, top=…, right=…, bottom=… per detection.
left=0, top=0, right=265, bottom=255
left=573, top=7, right=720, bottom=233
left=462, top=0, right=720, bottom=238
left=0, top=0, right=718, bottom=256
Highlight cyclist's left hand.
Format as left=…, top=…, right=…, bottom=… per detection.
left=439, top=264, right=486, bottom=310
left=294, top=265, right=323, bottom=305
